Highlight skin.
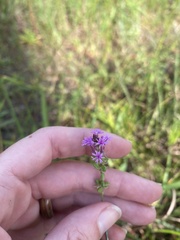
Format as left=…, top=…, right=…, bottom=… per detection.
left=0, top=127, right=162, bottom=240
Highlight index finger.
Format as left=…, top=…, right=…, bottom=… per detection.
left=0, top=127, right=132, bottom=179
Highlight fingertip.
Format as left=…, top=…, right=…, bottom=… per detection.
left=149, top=182, right=163, bottom=204
left=143, top=206, right=157, bottom=225
left=98, top=205, right=122, bottom=237
left=109, top=225, right=127, bottom=240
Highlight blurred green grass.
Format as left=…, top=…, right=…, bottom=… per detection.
left=0, top=0, right=180, bottom=239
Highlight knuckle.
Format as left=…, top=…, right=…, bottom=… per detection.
left=67, top=228, right=88, bottom=240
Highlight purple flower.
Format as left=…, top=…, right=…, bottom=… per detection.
left=91, top=129, right=104, bottom=135
left=92, top=150, right=104, bottom=163
left=82, top=137, right=94, bottom=146
left=82, top=129, right=110, bottom=165
left=97, top=135, right=111, bottom=147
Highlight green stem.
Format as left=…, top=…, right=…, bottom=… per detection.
left=100, top=170, right=105, bottom=201
left=100, top=168, right=109, bottom=240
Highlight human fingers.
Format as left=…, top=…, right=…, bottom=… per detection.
left=45, top=202, right=124, bottom=240
left=10, top=190, right=155, bottom=231
left=107, top=224, right=127, bottom=240
left=0, top=127, right=131, bottom=179
left=52, top=192, right=157, bottom=226
left=8, top=204, right=125, bottom=240
left=31, top=161, right=162, bottom=205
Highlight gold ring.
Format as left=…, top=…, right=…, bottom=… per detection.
left=39, top=198, right=54, bottom=219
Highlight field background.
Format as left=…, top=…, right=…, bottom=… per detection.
left=0, top=0, right=180, bottom=239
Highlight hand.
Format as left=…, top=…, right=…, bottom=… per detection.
left=0, top=127, right=162, bottom=240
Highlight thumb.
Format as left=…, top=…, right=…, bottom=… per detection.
left=45, top=203, right=122, bottom=240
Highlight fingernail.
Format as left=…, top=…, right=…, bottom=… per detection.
left=98, top=205, right=121, bottom=236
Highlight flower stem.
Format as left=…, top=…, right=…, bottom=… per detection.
left=82, top=129, right=111, bottom=240
left=105, top=231, right=109, bottom=240
left=100, top=169, right=109, bottom=240
left=100, top=170, right=104, bottom=201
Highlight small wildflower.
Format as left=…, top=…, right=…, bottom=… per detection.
left=91, top=129, right=104, bottom=135
left=97, top=135, right=111, bottom=147
left=82, top=130, right=110, bottom=163
left=82, top=128, right=110, bottom=240
left=82, top=136, right=94, bottom=146
left=92, top=150, right=104, bottom=163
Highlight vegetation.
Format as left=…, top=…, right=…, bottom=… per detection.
left=0, top=0, right=180, bottom=239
